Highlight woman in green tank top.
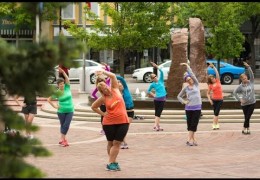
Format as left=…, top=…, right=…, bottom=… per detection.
left=47, top=67, right=74, bottom=147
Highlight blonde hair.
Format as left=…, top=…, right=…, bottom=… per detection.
left=240, top=73, right=247, bottom=79
left=96, top=81, right=106, bottom=95
left=95, top=76, right=106, bottom=86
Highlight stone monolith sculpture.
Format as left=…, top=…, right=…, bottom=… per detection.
left=166, top=28, right=189, bottom=98
left=189, top=18, right=207, bottom=83
left=189, top=18, right=208, bottom=97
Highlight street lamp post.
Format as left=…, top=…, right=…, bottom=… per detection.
left=81, top=3, right=87, bottom=92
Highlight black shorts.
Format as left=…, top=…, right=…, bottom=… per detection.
left=103, top=123, right=129, bottom=142
left=21, top=105, right=37, bottom=115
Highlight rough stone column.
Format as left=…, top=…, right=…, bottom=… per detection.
left=189, top=18, right=207, bottom=83
left=166, top=28, right=188, bottom=98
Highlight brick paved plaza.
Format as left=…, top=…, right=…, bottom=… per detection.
left=25, top=117, right=260, bottom=178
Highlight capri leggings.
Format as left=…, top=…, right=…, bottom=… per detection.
left=212, top=100, right=223, bottom=116
left=154, top=100, right=165, bottom=117
left=185, top=110, right=201, bottom=132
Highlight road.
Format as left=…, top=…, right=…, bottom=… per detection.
left=67, top=74, right=260, bottom=95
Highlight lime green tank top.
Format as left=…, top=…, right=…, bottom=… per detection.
left=53, top=84, right=74, bottom=113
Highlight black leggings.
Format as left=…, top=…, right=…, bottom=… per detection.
left=185, top=110, right=201, bottom=132
left=241, top=103, right=255, bottom=128
left=154, top=100, right=165, bottom=117
left=212, top=100, right=223, bottom=116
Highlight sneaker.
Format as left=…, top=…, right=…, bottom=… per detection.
left=153, top=126, right=159, bottom=131
left=158, top=126, right=164, bottom=131
left=215, top=124, right=220, bottom=129
left=121, top=143, right=128, bottom=149
left=212, top=124, right=217, bottom=130
left=106, top=163, right=118, bottom=171
left=193, top=142, right=198, bottom=146
left=120, top=143, right=125, bottom=149
left=114, top=162, right=121, bottom=171
left=247, top=129, right=251, bottom=135
left=242, top=130, right=247, bottom=135
left=60, top=140, right=69, bottom=147
left=186, top=141, right=193, bottom=146
left=100, top=129, right=105, bottom=135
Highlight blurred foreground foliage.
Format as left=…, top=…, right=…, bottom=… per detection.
left=0, top=36, right=84, bottom=178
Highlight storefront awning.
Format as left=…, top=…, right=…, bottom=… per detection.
left=0, top=16, right=34, bottom=36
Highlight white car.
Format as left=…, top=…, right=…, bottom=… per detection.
left=56, top=59, right=104, bottom=84
left=132, top=60, right=172, bottom=83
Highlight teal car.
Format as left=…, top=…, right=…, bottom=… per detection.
left=207, top=59, right=245, bottom=85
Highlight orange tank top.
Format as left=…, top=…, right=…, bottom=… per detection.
left=209, top=79, right=223, bottom=100
left=103, top=88, right=129, bottom=125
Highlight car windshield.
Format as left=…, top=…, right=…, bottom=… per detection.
left=159, top=61, right=171, bottom=68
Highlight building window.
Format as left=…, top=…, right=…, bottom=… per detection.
left=90, top=2, right=99, bottom=17
left=62, top=3, right=75, bottom=20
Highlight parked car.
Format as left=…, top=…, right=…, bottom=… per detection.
left=55, top=59, right=104, bottom=84
left=132, top=60, right=172, bottom=83
left=207, top=59, right=245, bottom=84
left=132, top=59, right=245, bottom=84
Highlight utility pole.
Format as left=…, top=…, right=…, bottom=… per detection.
left=81, top=2, right=87, bottom=92
left=59, top=6, right=62, bottom=34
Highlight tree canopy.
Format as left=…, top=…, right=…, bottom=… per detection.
left=64, top=2, right=175, bottom=76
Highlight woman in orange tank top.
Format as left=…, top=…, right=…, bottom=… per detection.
left=91, top=70, right=129, bottom=171
left=207, top=62, right=224, bottom=130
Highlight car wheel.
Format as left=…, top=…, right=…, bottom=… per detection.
left=47, top=72, right=56, bottom=84
left=90, top=73, right=96, bottom=84
left=221, top=73, right=233, bottom=85
left=143, top=72, right=152, bottom=83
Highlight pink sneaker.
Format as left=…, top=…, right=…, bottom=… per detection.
left=60, top=140, right=69, bottom=147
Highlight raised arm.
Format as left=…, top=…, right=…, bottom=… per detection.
left=101, top=62, right=111, bottom=72
left=150, top=62, right=164, bottom=82
left=209, top=63, right=220, bottom=80
left=116, top=75, right=129, bottom=91
left=96, top=70, right=118, bottom=89
left=58, top=67, right=69, bottom=85
left=243, top=62, right=254, bottom=83
left=180, top=63, right=199, bottom=85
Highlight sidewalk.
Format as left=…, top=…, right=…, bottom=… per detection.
left=27, top=117, right=260, bottom=178
left=23, top=77, right=260, bottom=178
